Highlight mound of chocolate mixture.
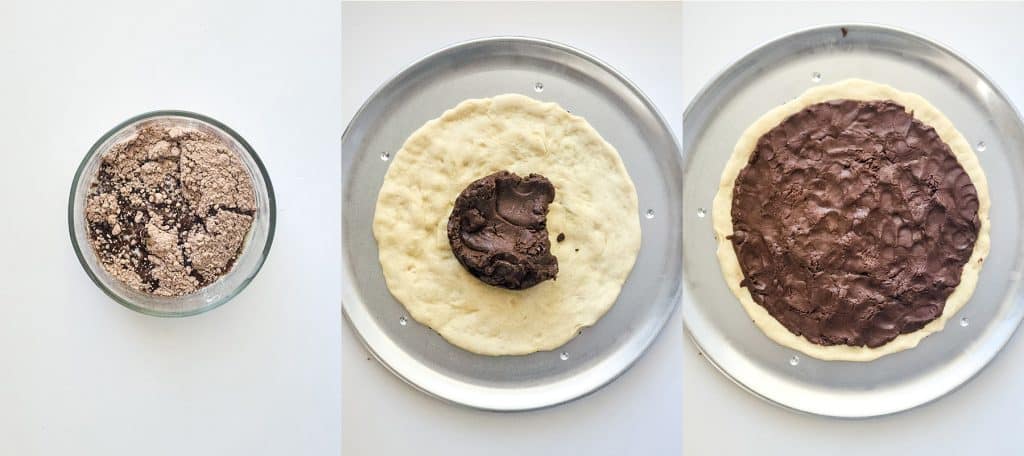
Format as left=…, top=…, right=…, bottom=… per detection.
left=447, top=171, right=559, bottom=290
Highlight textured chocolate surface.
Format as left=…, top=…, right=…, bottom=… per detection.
left=448, top=171, right=558, bottom=289
left=730, top=99, right=980, bottom=348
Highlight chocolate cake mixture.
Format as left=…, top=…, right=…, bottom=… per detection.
left=85, top=122, right=256, bottom=296
left=447, top=171, right=558, bottom=290
left=730, top=99, right=980, bottom=348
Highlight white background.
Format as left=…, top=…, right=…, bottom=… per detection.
left=342, top=2, right=682, bottom=455
left=683, top=2, right=1024, bottom=454
left=0, top=1, right=340, bottom=454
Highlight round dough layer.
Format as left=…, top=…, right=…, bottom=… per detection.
left=374, top=94, right=642, bottom=356
left=713, top=79, right=991, bottom=362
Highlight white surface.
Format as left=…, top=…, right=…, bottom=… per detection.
left=0, top=1, right=341, bottom=455
left=342, top=2, right=682, bottom=455
left=683, top=2, right=1024, bottom=454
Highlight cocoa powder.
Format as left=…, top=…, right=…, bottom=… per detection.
left=85, top=121, right=256, bottom=296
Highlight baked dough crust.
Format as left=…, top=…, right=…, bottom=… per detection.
left=712, top=79, right=991, bottom=361
left=374, top=94, right=641, bottom=356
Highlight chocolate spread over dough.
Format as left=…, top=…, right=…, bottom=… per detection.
left=730, top=99, right=981, bottom=348
left=448, top=171, right=558, bottom=289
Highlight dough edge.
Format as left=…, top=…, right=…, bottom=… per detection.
left=373, top=93, right=642, bottom=356
left=712, top=79, right=991, bottom=362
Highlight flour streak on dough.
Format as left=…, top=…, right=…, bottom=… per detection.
left=373, top=94, right=641, bottom=356
left=713, top=79, right=991, bottom=362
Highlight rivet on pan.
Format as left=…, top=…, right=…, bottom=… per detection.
left=535, top=82, right=544, bottom=92
left=976, top=141, right=987, bottom=152
left=789, top=355, right=800, bottom=366
left=560, top=352, right=569, bottom=361
left=811, top=72, right=822, bottom=83
left=697, top=207, right=707, bottom=218
left=380, top=151, right=391, bottom=161
left=960, top=317, right=970, bottom=327
left=645, top=209, right=655, bottom=219
left=399, top=316, right=408, bottom=326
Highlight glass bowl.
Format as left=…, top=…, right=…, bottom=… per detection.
left=69, top=111, right=276, bottom=317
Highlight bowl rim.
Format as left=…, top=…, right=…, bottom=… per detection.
left=68, top=110, right=277, bottom=317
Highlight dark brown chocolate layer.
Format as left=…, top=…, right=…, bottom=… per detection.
left=730, top=99, right=980, bottom=348
left=448, top=171, right=558, bottom=289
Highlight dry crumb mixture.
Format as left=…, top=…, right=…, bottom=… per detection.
left=85, top=122, right=256, bottom=296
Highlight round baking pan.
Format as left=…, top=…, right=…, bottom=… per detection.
left=342, top=37, right=682, bottom=411
left=683, top=23, right=1024, bottom=417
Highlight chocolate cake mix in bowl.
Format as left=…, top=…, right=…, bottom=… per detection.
left=70, top=111, right=275, bottom=317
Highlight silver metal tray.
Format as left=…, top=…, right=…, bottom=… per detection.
left=342, top=37, right=682, bottom=411
left=683, top=24, right=1024, bottom=418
